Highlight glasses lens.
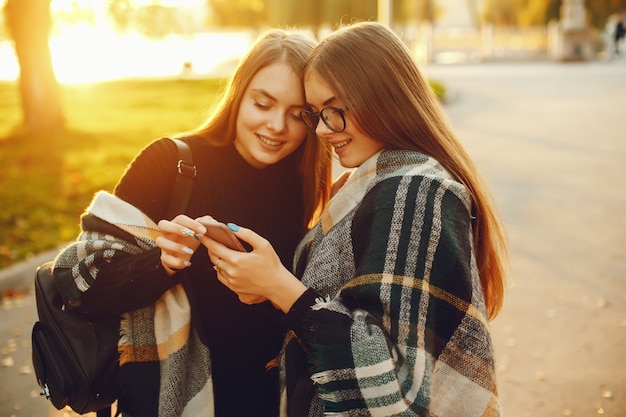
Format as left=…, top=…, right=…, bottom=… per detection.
left=301, top=110, right=318, bottom=130
left=321, top=108, right=345, bottom=132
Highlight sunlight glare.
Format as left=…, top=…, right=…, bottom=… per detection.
left=49, top=27, right=253, bottom=84
left=1, top=1, right=255, bottom=84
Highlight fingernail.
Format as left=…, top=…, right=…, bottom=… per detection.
left=182, top=228, right=201, bottom=240
left=182, top=247, right=194, bottom=255
left=184, top=261, right=192, bottom=267
left=227, top=223, right=240, bottom=232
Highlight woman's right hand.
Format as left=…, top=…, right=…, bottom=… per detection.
left=156, top=215, right=207, bottom=276
left=201, top=224, right=308, bottom=312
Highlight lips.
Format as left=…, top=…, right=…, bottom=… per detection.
left=258, top=134, right=282, bottom=147
left=331, top=139, right=351, bottom=149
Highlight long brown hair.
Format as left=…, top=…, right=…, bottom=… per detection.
left=193, top=29, right=332, bottom=227
left=306, top=22, right=507, bottom=319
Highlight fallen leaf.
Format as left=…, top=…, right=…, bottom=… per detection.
left=18, top=365, right=32, bottom=375
left=1, top=356, right=15, bottom=367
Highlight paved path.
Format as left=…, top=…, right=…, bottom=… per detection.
left=1, top=58, right=625, bottom=416
left=423, top=58, right=626, bottom=417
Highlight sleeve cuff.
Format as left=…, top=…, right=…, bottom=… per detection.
left=284, top=287, right=322, bottom=338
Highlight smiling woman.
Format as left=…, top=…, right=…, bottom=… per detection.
left=46, top=28, right=332, bottom=417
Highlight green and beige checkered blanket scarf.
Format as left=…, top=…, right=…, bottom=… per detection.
left=283, top=149, right=500, bottom=416
left=54, top=191, right=214, bottom=417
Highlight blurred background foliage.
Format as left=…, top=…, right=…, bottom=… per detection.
left=71, top=0, right=626, bottom=32
left=2, top=0, right=626, bottom=43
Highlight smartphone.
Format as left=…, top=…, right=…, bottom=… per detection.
left=200, top=220, right=247, bottom=252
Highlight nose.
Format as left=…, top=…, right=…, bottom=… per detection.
left=267, top=111, right=286, bottom=132
left=315, top=118, right=333, bottom=135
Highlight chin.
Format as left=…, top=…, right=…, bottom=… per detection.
left=338, top=158, right=357, bottom=169
left=254, top=154, right=282, bottom=168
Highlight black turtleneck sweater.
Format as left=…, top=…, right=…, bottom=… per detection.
left=81, top=136, right=306, bottom=417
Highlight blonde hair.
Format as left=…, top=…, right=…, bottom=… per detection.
left=193, top=29, right=331, bottom=227
left=306, top=22, right=507, bottom=318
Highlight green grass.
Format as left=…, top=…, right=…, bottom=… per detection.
left=0, top=78, right=227, bottom=269
left=0, top=77, right=445, bottom=269
left=428, top=79, right=446, bottom=102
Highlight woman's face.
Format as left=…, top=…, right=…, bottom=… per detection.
left=235, top=63, right=309, bottom=168
left=304, top=71, right=384, bottom=169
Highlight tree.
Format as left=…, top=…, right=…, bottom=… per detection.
left=4, top=0, right=64, bottom=133
left=588, top=0, right=626, bottom=28
left=210, top=0, right=266, bottom=28
left=482, top=0, right=524, bottom=25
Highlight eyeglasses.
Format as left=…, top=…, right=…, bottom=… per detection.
left=300, top=107, right=347, bottom=133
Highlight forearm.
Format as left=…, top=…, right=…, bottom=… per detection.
left=268, top=268, right=308, bottom=313
left=78, top=248, right=179, bottom=316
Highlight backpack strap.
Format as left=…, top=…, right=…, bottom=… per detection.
left=166, top=138, right=196, bottom=218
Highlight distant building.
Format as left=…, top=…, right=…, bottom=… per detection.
left=549, top=0, right=594, bottom=61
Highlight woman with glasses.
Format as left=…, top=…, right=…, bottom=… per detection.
left=203, top=21, right=508, bottom=416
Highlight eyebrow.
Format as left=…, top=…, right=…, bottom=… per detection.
left=322, top=96, right=337, bottom=106
left=307, top=96, right=337, bottom=108
left=251, top=88, right=277, bottom=102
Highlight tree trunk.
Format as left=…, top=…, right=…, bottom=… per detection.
left=5, top=0, right=64, bottom=133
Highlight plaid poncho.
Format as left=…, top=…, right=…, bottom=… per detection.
left=53, top=191, right=214, bottom=417
left=282, top=149, right=500, bottom=416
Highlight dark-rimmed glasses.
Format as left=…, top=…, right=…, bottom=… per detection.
left=300, top=107, right=347, bottom=133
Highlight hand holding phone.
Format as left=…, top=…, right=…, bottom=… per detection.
left=199, top=219, right=247, bottom=252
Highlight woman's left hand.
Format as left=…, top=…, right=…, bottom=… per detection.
left=200, top=223, right=307, bottom=312
left=156, top=215, right=207, bottom=276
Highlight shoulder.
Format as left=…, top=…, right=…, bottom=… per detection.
left=113, top=138, right=180, bottom=199
left=133, top=137, right=178, bottom=162
left=371, top=150, right=471, bottom=213
left=128, top=136, right=213, bottom=168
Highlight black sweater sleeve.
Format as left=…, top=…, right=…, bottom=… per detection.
left=78, top=248, right=181, bottom=317
left=284, top=288, right=323, bottom=340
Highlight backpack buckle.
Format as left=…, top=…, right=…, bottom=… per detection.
left=177, top=160, right=197, bottom=178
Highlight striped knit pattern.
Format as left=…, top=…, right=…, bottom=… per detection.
left=284, top=149, right=500, bottom=416
left=54, top=191, right=214, bottom=417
